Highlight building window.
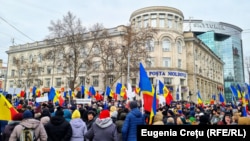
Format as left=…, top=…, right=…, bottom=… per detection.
left=80, top=63, right=86, bottom=71
left=93, top=47, right=100, bottom=54
left=146, top=57, right=155, bottom=68
left=107, top=60, right=114, bottom=70
left=162, top=57, right=171, bottom=67
left=162, top=38, right=171, bottom=51
left=145, top=39, right=154, bottom=52
left=38, top=67, right=43, bottom=75
left=164, top=77, right=172, bottom=85
left=137, top=16, right=142, bottom=28
left=180, top=79, right=185, bottom=85
left=29, top=55, right=33, bottom=63
left=45, top=78, right=50, bottom=87
left=151, top=14, right=157, bottom=27
left=38, top=53, right=42, bottom=62
left=159, top=14, right=165, bottom=27
left=132, top=78, right=136, bottom=86
left=178, top=18, right=183, bottom=31
left=20, top=69, right=25, bottom=76
left=108, top=75, right=114, bottom=85
left=56, top=78, right=61, bottom=87
left=58, top=51, right=63, bottom=59
left=47, top=66, right=52, bottom=74
left=17, top=80, right=22, bottom=87
left=18, top=70, right=22, bottom=77
left=92, top=76, right=99, bottom=87
left=93, top=61, right=100, bottom=70
left=28, top=68, right=32, bottom=74
left=143, top=15, right=149, bottom=27
left=21, top=56, right=24, bottom=64
left=175, top=16, right=179, bottom=29
left=177, top=41, right=182, bottom=53
left=195, top=49, right=198, bottom=60
left=57, top=67, right=63, bottom=74
left=9, top=80, right=14, bottom=88
left=11, top=70, right=15, bottom=77
left=167, top=14, right=173, bottom=28
left=178, top=59, right=182, bottom=69
left=80, top=76, right=85, bottom=85
left=80, top=48, right=88, bottom=58
left=12, top=57, right=16, bottom=64
left=195, top=65, right=198, bottom=73
left=36, top=79, right=41, bottom=86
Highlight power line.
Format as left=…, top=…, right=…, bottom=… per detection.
left=0, top=16, right=35, bottom=42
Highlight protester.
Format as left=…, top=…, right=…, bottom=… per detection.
left=70, top=109, right=87, bottom=141
left=85, top=109, right=118, bottom=141
left=9, top=110, right=47, bottom=141
left=122, top=101, right=145, bottom=141
left=44, top=107, right=72, bottom=141
left=2, top=113, right=23, bottom=141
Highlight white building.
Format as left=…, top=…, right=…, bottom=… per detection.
left=6, top=6, right=224, bottom=102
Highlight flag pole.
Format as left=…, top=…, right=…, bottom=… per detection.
left=68, top=88, right=71, bottom=106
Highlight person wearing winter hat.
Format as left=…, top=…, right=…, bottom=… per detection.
left=22, top=110, right=34, bottom=119
left=152, top=111, right=164, bottom=125
left=55, top=107, right=64, bottom=117
left=44, top=107, right=72, bottom=141
left=70, top=110, right=87, bottom=141
left=85, top=109, right=118, bottom=141
left=122, top=100, right=145, bottom=141
left=86, top=110, right=97, bottom=131
left=9, top=110, right=47, bottom=141
left=110, top=106, right=118, bottom=123
left=40, top=109, right=51, bottom=125
left=2, top=113, right=23, bottom=141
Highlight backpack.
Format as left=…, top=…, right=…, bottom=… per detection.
left=19, top=125, right=37, bottom=141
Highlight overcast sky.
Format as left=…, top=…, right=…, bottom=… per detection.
left=1, top=0, right=250, bottom=81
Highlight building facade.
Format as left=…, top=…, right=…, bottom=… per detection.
left=0, top=59, right=7, bottom=91
left=183, top=20, right=244, bottom=102
left=5, top=6, right=224, bottom=102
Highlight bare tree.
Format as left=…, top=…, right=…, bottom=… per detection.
left=12, top=56, right=41, bottom=91
left=44, top=12, right=104, bottom=90
left=121, top=24, right=157, bottom=81
left=44, top=12, right=157, bottom=91
left=92, top=24, right=157, bottom=88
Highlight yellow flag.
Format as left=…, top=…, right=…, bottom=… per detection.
left=0, top=94, right=18, bottom=121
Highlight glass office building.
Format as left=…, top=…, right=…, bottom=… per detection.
left=183, top=20, right=244, bottom=102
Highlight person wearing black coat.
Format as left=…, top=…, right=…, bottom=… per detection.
left=44, top=107, right=72, bottom=141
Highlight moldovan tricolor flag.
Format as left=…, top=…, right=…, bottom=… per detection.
left=139, top=62, right=154, bottom=112
left=197, top=91, right=203, bottom=106
left=0, top=94, right=19, bottom=121
left=219, top=92, right=225, bottom=106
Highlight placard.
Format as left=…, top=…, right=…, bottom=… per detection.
left=8, top=88, right=15, bottom=95
left=36, top=96, right=48, bottom=103
left=75, top=98, right=91, bottom=105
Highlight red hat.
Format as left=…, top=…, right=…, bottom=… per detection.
left=99, top=110, right=110, bottom=119
left=17, top=104, right=22, bottom=110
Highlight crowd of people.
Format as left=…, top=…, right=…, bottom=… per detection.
left=1, top=97, right=250, bottom=141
